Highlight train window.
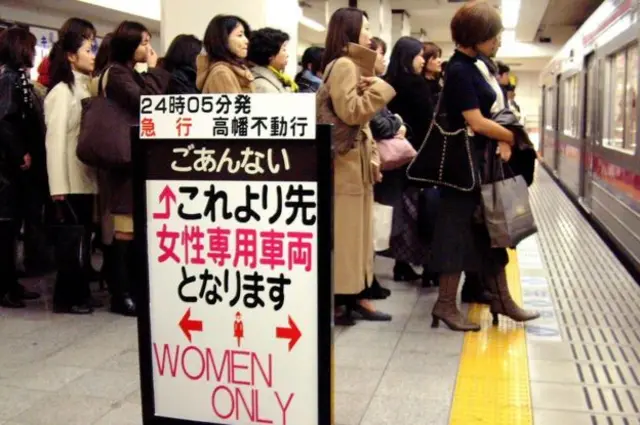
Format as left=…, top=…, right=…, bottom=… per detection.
left=585, top=64, right=595, bottom=137
left=563, top=75, right=580, bottom=137
left=603, top=44, right=638, bottom=154
left=625, top=45, right=637, bottom=152
left=545, top=87, right=554, bottom=130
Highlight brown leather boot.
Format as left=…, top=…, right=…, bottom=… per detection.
left=487, top=270, right=540, bottom=325
left=431, top=274, right=481, bottom=332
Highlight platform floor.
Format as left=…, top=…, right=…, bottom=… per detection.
left=0, top=167, right=639, bottom=425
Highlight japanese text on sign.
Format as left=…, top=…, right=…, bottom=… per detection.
left=139, top=94, right=316, bottom=140
left=147, top=178, right=319, bottom=425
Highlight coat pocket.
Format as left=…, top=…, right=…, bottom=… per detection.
left=334, top=147, right=364, bottom=195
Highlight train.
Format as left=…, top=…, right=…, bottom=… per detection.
left=539, top=0, right=640, bottom=275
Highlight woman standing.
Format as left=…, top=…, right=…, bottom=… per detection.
left=0, top=27, right=41, bottom=308
left=45, top=27, right=98, bottom=314
left=197, top=15, right=254, bottom=93
left=427, top=1, right=539, bottom=331
left=248, top=28, right=297, bottom=93
left=103, top=21, right=170, bottom=316
left=383, top=37, right=434, bottom=286
left=163, top=34, right=202, bottom=95
left=319, top=8, right=396, bottom=325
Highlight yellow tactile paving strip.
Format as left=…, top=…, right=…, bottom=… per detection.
left=449, top=250, right=533, bottom=425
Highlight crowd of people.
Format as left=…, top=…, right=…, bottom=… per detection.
left=0, top=0, right=539, bottom=332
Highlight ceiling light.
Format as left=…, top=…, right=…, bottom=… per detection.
left=299, top=8, right=326, bottom=32
left=501, top=0, right=521, bottom=29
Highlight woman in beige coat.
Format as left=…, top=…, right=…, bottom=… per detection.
left=319, top=8, right=396, bottom=326
left=197, top=15, right=255, bottom=94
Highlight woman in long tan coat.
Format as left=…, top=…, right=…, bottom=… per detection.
left=197, top=15, right=255, bottom=94
left=319, top=8, right=396, bottom=326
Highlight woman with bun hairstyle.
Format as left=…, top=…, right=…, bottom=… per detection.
left=319, top=7, right=396, bottom=326
left=197, top=15, right=254, bottom=93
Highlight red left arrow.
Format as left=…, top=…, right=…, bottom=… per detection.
left=179, top=308, right=203, bottom=342
left=276, top=316, right=301, bottom=352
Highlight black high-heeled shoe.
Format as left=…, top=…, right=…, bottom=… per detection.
left=53, top=303, right=93, bottom=315
left=421, top=271, right=439, bottom=288
left=334, top=307, right=356, bottom=326
left=0, top=293, right=26, bottom=308
left=362, top=277, right=390, bottom=299
left=393, top=261, right=420, bottom=282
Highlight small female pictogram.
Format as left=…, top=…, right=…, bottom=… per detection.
left=234, top=312, right=244, bottom=347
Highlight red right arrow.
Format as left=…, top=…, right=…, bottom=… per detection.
left=153, top=185, right=177, bottom=219
left=179, top=308, right=203, bottom=342
left=276, top=316, right=301, bottom=352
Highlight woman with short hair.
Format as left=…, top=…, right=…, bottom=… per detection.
left=248, top=28, right=297, bottom=93
left=426, top=1, right=539, bottom=331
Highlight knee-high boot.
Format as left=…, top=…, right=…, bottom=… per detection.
left=486, top=269, right=540, bottom=325
left=432, top=273, right=481, bottom=332
left=108, top=239, right=136, bottom=317
left=460, top=271, right=493, bottom=304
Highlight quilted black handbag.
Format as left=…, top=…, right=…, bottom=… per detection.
left=406, top=68, right=477, bottom=191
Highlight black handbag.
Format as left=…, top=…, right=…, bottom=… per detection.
left=49, top=201, right=89, bottom=272
left=406, top=68, right=477, bottom=191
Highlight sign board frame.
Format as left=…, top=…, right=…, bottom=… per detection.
left=132, top=125, right=333, bottom=425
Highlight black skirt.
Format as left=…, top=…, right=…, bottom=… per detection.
left=429, top=188, right=507, bottom=274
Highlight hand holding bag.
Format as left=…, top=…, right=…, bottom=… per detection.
left=481, top=158, right=537, bottom=248
left=377, top=137, right=417, bottom=170
left=77, top=68, right=136, bottom=169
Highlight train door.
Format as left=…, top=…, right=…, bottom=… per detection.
left=581, top=53, right=597, bottom=208
left=540, top=86, right=546, bottom=155
left=553, top=75, right=562, bottom=171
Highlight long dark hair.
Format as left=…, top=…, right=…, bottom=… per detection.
left=110, top=21, right=149, bottom=64
left=384, top=36, right=423, bottom=84
left=94, top=33, right=112, bottom=75
left=296, top=46, right=323, bottom=80
left=49, top=30, right=92, bottom=89
left=58, top=17, right=96, bottom=40
left=203, top=15, right=250, bottom=65
left=163, top=34, right=202, bottom=72
left=322, top=7, right=368, bottom=71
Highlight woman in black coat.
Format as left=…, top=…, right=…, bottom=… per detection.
left=381, top=37, right=439, bottom=286
left=0, top=27, right=42, bottom=308
left=163, top=34, right=202, bottom=94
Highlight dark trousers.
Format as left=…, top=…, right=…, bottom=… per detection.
left=15, top=169, right=54, bottom=274
left=52, top=195, right=94, bottom=308
left=0, top=221, right=19, bottom=297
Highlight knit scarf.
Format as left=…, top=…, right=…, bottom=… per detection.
left=268, top=66, right=299, bottom=92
